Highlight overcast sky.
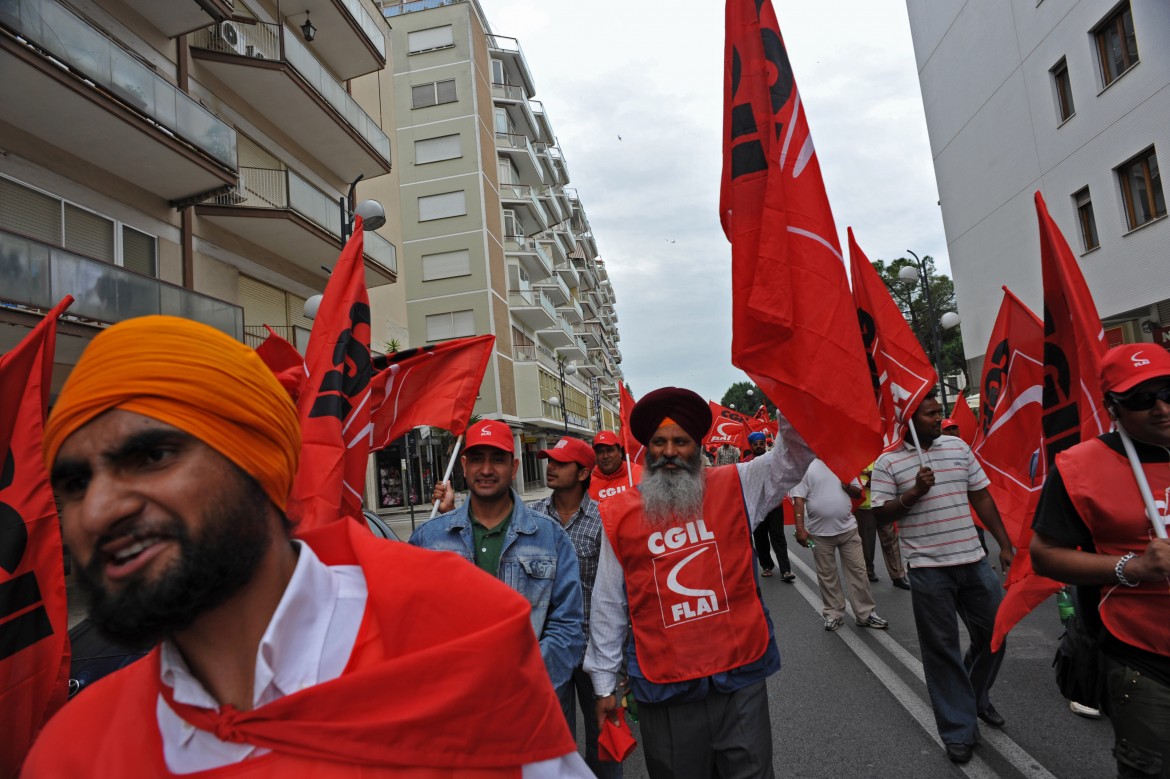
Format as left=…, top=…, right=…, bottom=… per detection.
left=487, top=0, right=947, bottom=403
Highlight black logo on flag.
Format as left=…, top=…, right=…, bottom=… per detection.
left=309, top=302, right=372, bottom=422
left=0, top=448, right=54, bottom=660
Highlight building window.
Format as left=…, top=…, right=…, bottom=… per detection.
left=1117, top=147, right=1165, bottom=230
left=1073, top=188, right=1099, bottom=251
left=421, top=249, right=471, bottom=281
left=407, top=25, right=454, bottom=54
left=418, top=191, right=467, bottom=222
left=411, top=79, right=457, bottom=109
left=425, top=309, right=475, bottom=341
left=1094, top=3, right=1138, bottom=88
left=1052, top=58, right=1074, bottom=122
left=414, top=134, right=461, bottom=164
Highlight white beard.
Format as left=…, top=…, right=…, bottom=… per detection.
left=640, top=451, right=705, bottom=526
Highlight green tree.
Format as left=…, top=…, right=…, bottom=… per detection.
left=719, top=381, right=776, bottom=417
left=870, top=255, right=967, bottom=387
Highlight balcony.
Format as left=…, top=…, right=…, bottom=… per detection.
left=491, top=82, right=539, bottom=141
left=546, top=146, right=570, bottom=185
left=1, top=0, right=237, bottom=204
left=0, top=228, right=243, bottom=338
left=512, top=342, right=557, bottom=370
left=190, top=21, right=391, bottom=180
left=556, top=336, right=586, bottom=363
left=500, top=183, right=548, bottom=235
left=537, top=316, right=574, bottom=349
left=537, top=233, right=567, bottom=266
left=496, top=133, right=543, bottom=186
left=508, top=288, right=556, bottom=330
left=577, top=322, right=602, bottom=348
left=381, top=0, right=462, bottom=17
left=530, top=101, right=556, bottom=148
left=115, top=0, right=234, bottom=38
left=196, top=166, right=397, bottom=286
left=536, top=184, right=565, bottom=223
left=286, top=0, right=386, bottom=80
left=486, top=35, right=535, bottom=100
left=551, top=221, right=576, bottom=254
left=557, top=298, right=583, bottom=324
left=534, top=274, right=569, bottom=305
left=505, top=238, right=553, bottom=281
left=554, top=258, right=579, bottom=288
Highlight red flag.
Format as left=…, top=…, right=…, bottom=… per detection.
left=703, top=401, right=751, bottom=451
left=949, top=393, right=977, bottom=446
left=255, top=325, right=305, bottom=402
left=0, top=297, right=73, bottom=777
left=991, top=195, right=1109, bottom=650
left=847, top=229, right=938, bottom=449
left=721, top=0, right=882, bottom=480
left=618, top=384, right=645, bottom=466
left=368, top=335, right=495, bottom=449
left=286, top=219, right=374, bottom=531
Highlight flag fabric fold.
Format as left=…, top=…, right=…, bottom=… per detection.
left=721, top=0, right=882, bottom=480
left=368, top=335, right=496, bottom=450
left=618, top=384, right=645, bottom=466
left=255, top=325, right=306, bottom=402
left=286, top=218, right=374, bottom=531
left=0, top=297, right=74, bottom=778
left=847, top=229, right=937, bottom=450
left=948, top=393, right=977, bottom=446
left=990, top=195, right=1109, bottom=651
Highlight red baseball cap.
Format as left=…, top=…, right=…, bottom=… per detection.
left=1100, top=344, right=1170, bottom=395
left=941, top=418, right=957, bottom=429
left=464, top=420, right=514, bottom=454
left=538, top=437, right=596, bottom=469
left=592, top=430, right=620, bottom=447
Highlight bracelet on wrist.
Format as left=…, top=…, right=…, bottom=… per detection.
left=1115, top=552, right=1140, bottom=587
left=898, top=493, right=915, bottom=509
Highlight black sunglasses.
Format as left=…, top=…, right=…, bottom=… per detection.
left=1110, top=386, right=1170, bottom=412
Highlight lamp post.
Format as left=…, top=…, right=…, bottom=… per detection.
left=550, top=360, right=577, bottom=434
left=305, top=178, right=386, bottom=319
left=898, top=250, right=961, bottom=416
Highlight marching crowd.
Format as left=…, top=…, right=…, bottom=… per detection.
left=15, top=316, right=1170, bottom=778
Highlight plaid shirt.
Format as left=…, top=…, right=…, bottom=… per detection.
left=529, top=493, right=603, bottom=638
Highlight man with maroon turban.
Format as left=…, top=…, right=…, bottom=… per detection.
left=23, top=315, right=587, bottom=777
left=584, top=387, right=813, bottom=778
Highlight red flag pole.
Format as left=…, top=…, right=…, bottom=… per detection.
left=429, top=433, right=464, bottom=521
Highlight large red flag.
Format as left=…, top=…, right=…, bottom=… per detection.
left=255, top=325, right=305, bottom=402
left=618, top=384, right=645, bottom=466
left=949, top=392, right=977, bottom=446
left=703, top=400, right=751, bottom=451
left=991, top=195, right=1109, bottom=650
left=1, top=297, right=73, bottom=778
left=721, top=0, right=881, bottom=480
left=847, top=229, right=938, bottom=449
left=286, top=218, right=374, bottom=531
left=368, top=335, right=495, bottom=449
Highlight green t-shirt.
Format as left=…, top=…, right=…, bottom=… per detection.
left=470, top=504, right=514, bottom=575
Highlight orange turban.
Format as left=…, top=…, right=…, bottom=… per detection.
left=44, top=316, right=300, bottom=511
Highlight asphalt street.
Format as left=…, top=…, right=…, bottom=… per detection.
left=570, top=536, right=1115, bottom=779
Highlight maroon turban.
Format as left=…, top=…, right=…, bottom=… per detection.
left=629, top=387, right=711, bottom=446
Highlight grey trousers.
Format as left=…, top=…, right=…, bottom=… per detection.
left=638, top=680, right=775, bottom=779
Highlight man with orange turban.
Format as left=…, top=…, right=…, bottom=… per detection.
left=24, top=316, right=588, bottom=777
left=584, top=387, right=813, bottom=778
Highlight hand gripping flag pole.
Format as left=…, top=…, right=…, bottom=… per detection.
left=1116, top=425, right=1170, bottom=539
left=429, top=434, right=464, bottom=521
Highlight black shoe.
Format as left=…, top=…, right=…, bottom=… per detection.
left=945, top=744, right=973, bottom=764
left=978, top=705, right=1005, bottom=728
left=867, top=573, right=879, bottom=582
left=892, top=577, right=911, bottom=590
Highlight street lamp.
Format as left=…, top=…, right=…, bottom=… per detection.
left=899, top=250, right=961, bottom=416
left=552, top=360, right=577, bottom=434
left=305, top=178, right=385, bottom=319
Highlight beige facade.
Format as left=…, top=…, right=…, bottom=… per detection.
left=383, top=0, right=627, bottom=488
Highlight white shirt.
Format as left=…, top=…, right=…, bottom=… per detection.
left=788, top=457, right=860, bottom=536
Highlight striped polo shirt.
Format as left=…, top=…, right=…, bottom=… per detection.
left=871, top=435, right=989, bottom=568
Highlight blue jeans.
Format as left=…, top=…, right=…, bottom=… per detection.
left=557, top=666, right=623, bottom=779
left=908, top=559, right=1005, bottom=746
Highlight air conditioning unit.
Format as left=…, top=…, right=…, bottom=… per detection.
left=217, top=21, right=245, bottom=55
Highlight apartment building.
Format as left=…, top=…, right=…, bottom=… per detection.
left=382, top=0, right=626, bottom=490
left=906, top=0, right=1170, bottom=380
left=1, top=0, right=408, bottom=507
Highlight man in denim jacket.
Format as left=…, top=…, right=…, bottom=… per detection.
left=414, top=420, right=585, bottom=689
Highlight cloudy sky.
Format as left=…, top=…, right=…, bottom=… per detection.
left=487, top=0, right=948, bottom=403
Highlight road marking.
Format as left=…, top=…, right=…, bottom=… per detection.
left=787, top=556, right=1057, bottom=779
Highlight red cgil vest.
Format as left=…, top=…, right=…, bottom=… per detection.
left=599, top=465, right=769, bottom=683
left=1058, top=438, right=1170, bottom=657
left=589, top=463, right=643, bottom=504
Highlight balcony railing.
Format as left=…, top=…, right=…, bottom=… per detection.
left=339, top=0, right=386, bottom=54
left=4, top=0, right=237, bottom=169
left=209, top=166, right=396, bottom=274
left=0, top=229, right=243, bottom=338
left=491, top=82, right=527, bottom=101
left=190, top=22, right=391, bottom=163
left=381, top=0, right=463, bottom=18
left=495, top=132, right=530, bottom=151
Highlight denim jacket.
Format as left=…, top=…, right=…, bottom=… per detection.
left=408, top=489, right=585, bottom=688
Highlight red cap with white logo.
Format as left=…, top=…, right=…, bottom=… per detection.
left=592, top=431, right=620, bottom=447
left=1100, top=344, right=1170, bottom=395
left=538, top=437, right=596, bottom=469
left=464, top=419, right=514, bottom=454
